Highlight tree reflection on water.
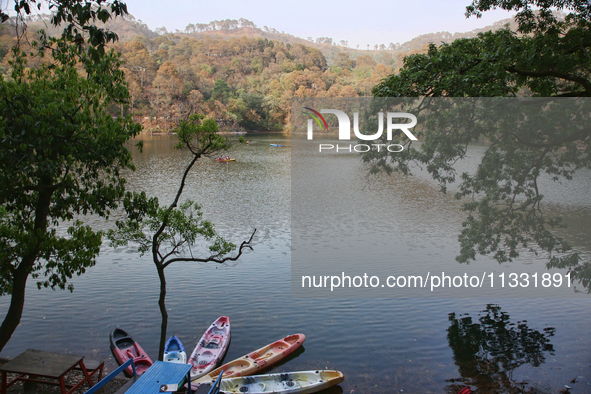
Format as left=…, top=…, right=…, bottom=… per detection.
left=445, top=304, right=555, bottom=394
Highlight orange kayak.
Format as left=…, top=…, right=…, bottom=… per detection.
left=216, top=158, right=236, bottom=162
left=192, top=333, right=305, bottom=383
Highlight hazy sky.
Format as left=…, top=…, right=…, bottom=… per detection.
left=122, top=0, right=515, bottom=47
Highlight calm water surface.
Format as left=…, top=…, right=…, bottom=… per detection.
left=0, top=134, right=590, bottom=393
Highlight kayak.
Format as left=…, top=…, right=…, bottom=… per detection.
left=192, top=333, right=305, bottom=383
left=218, top=370, right=344, bottom=394
left=164, top=335, right=187, bottom=364
left=109, top=327, right=153, bottom=376
left=270, top=144, right=283, bottom=147
left=216, top=158, right=236, bottom=162
left=189, top=316, right=231, bottom=380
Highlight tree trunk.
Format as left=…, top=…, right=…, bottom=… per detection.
left=0, top=267, right=29, bottom=351
left=152, top=154, right=201, bottom=361
left=157, top=265, right=168, bottom=361
left=0, top=183, right=52, bottom=353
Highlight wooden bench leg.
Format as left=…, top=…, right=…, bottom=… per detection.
left=1, top=371, right=6, bottom=394
left=76, top=359, right=105, bottom=387
left=85, top=360, right=105, bottom=384
left=59, top=375, right=68, bottom=394
left=95, top=362, right=104, bottom=381
left=23, top=374, right=42, bottom=394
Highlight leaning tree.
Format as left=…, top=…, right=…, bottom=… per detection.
left=108, top=114, right=256, bottom=360
left=0, top=0, right=140, bottom=351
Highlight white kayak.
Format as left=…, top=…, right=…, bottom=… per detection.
left=217, top=370, right=344, bottom=394
left=163, top=335, right=187, bottom=364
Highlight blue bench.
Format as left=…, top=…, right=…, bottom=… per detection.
left=84, top=359, right=136, bottom=394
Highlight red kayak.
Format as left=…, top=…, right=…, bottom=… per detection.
left=110, top=327, right=153, bottom=376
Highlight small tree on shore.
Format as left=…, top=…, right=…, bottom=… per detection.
left=108, top=114, right=256, bottom=361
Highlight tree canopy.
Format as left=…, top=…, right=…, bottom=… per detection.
left=0, top=0, right=139, bottom=351
left=369, top=1, right=591, bottom=291
left=1, top=0, right=129, bottom=59
left=373, top=0, right=591, bottom=97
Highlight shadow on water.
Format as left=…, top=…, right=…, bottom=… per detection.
left=445, top=304, right=555, bottom=394
left=215, top=335, right=231, bottom=367
left=318, top=385, right=344, bottom=394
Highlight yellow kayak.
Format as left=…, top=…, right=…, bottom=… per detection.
left=218, top=370, right=344, bottom=394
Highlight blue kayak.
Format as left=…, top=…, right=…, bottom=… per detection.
left=270, top=144, right=283, bottom=147
left=163, top=335, right=187, bottom=364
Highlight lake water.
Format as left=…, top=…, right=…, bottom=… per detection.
left=1, top=133, right=590, bottom=393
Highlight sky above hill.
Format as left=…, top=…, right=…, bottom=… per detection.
left=123, top=0, right=515, bottom=47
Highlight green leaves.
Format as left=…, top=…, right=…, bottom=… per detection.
left=109, top=196, right=236, bottom=259
left=37, top=222, right=103, bottom=291
left=3, top=1, right=129, bottom=61
left=465, top=0, right=591, bottom=34
left=373, top=23, right=591, bottom=98
left=370, top=0, right=591, bottom=291
left=0, top=0, right=139, bottom=353
left=0, top=25, right=140, bottom=297
left=174, top=114, right=229, bottom=154
left=108, top=174, right=238, bottom=265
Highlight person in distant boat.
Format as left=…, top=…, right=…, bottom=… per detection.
left=225, top=155, right=230, bottom=160
left=218, top=155, right=224, bottom=160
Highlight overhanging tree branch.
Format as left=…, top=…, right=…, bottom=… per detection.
left=505, top=66, right=591, bottom=95
left=162, top=230, right=256, bottom=268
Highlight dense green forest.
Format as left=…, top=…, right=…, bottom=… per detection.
left=0, top=15, right=516, bottom=132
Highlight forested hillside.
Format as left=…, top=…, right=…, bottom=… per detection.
left=113, top=34, right=394, bottom=131
left=0, top=15, right=518, bottom=132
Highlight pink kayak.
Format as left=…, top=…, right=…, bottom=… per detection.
left=188, top=316, right=231, bottom=380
